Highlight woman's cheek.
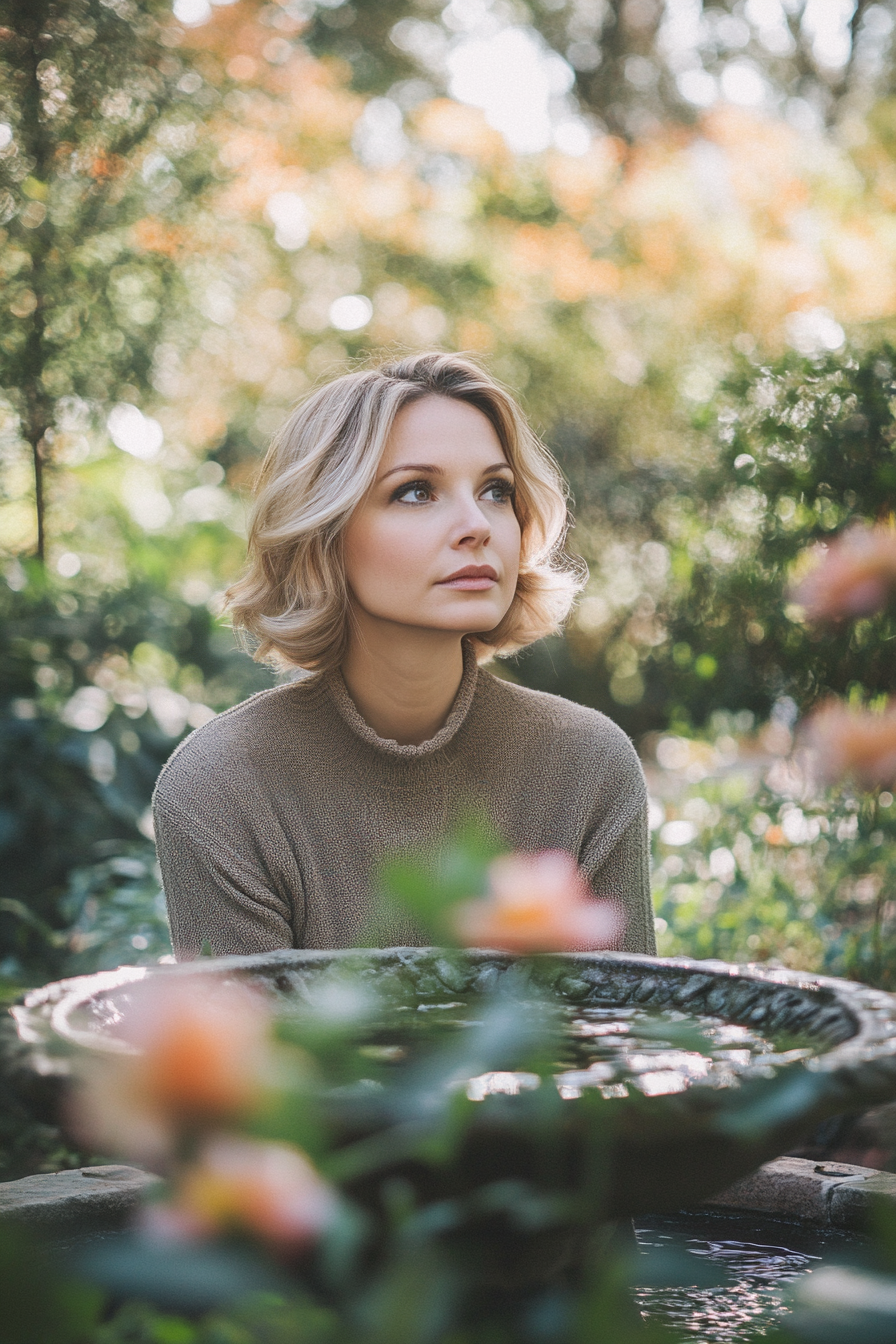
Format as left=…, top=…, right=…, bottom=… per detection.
left=383, top=516, right=436, bottom=575
left=355, top=519, right=433, bottom=612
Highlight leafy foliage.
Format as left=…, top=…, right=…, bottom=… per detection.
left=667, top=345, right=896, bottom=711
left=518, top=343, right=896, bottom=737
left=0, top=0, right=220, bottom=558
left=650, top=722, right=896, bottom=989
left=374, top=813, right=503, bottom=944
left=304, top=0, right=896, bottom=141
left=0, top=570, right=269, bottom=983
left=61, top=842, right=171, bottom=975
left=0, top=1223, right=103, bottom=1344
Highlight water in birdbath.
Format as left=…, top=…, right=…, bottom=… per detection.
left=349, top=1000, right=818, bottom=1101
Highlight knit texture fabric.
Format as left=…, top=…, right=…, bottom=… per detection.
left=153, top=643, right=656, bottom=958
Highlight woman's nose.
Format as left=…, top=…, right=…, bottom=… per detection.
left=452, top=493, right=491, bottom=547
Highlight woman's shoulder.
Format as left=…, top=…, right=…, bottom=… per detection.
left=153, top=678, right=325, bottom=803
left=478, top=670, right=643, bottom=773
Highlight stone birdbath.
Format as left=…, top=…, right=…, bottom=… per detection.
left=14, top=947, right=896, bottom=1240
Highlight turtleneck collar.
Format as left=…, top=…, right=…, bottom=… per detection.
left=324, top=639, right=480, bottom=759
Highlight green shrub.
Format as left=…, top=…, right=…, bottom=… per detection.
left=650, top=715, right=896, bottom=989
left=517, top=342, right=896, bottom=738
left=0, top=569, right=270, bottom=985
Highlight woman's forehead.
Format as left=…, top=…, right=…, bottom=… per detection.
left=380, top=395, right=507, bottom=468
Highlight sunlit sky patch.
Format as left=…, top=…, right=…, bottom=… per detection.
left=446, top=26, right=576, bottom=155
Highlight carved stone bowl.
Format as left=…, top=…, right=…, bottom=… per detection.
left=15, top=948, right=896, bottom=1226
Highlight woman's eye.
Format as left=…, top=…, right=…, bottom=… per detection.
left=394, top=481, right=432, bottom=504
left=483, top=480, right=514, bottom=502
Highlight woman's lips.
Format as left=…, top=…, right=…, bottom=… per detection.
left=437, top=565, right=498, bottom=591
left=439, top=577, right=497, bottom=590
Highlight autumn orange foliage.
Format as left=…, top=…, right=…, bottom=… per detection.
left=131, top=217, right=187, bottom=256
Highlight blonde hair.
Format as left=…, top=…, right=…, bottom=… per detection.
left=225, top=352, right=585, bottom=670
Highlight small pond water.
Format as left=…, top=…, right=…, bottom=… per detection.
left=632, top=1210, right=864, bottom=1341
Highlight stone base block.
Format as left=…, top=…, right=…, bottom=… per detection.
left=706, top=1155, right=896, bottom=1230
left=0, top=1165, right=160, bottom=1233
left=4, top=1156, right=896, bottom=1240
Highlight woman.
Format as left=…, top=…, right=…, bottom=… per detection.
left=153, top=352, right=655, bottom=958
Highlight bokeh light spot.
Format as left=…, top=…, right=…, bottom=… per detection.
left=56, top=552, right=81, bottom=578
left=265, top=192, right=310, bottom=251
left=107, top=404, right=164, bottom=460
left=329, top=294, right=373, bottom=330
left=173, top=0, right=211, bottom=26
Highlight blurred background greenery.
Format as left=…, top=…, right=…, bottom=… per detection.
left=5, top=0, right=896, bottom=1074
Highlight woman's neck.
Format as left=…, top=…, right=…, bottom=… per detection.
left=340, top=622, right=467, bottom=746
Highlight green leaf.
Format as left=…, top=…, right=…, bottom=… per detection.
left=371, top=813, right=505, bottom=945
left=0, top=1225, right=104, bottom=1344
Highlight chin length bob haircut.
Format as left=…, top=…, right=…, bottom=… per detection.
left=225, top=352, right=586, bottom=671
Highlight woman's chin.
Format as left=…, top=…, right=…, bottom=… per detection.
left=430, top=594, right=510, bottom=627
left=435, top=612, right=506, bottom=637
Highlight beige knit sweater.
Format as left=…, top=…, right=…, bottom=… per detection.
left=153, top=643, right=655, bottom=959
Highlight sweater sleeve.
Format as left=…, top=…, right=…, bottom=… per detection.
left=154, top=792, right=298, bottom=960
left=583, top=801, right=655, bottom=955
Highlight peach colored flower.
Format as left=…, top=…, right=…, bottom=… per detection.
left=70, top=977, right=272, bottom=1161
left=804, top=697, right=896, bottom=788
left=792, top=524, right=896, bottom=621
left=452, top=850, right=621, bottom=954
left=153, top=1136, right=336, bottom=1251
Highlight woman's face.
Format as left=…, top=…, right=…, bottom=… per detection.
left=343, top=395, right=522, bottom=640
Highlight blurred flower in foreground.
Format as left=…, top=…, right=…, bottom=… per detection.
left=453, top=851, right=621, bottom=953
left=145, top=1136, right=336, bottom=1252
left=804, top=698, right=896, bottom=788
left=793, top=524, right=896, bottom=620
left=71, top=976, right=272, bottom=1161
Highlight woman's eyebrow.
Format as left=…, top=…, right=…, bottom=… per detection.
left=379, top=461, right=514, bottom=481
left=380, top=462, right=442, bottom=480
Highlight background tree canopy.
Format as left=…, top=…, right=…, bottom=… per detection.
left=3, top=0, right=896, bottom=1002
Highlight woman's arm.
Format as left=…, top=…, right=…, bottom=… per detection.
left=154, top=792, right=298, bottom=960
left=582, top=801, right=655, bottom=955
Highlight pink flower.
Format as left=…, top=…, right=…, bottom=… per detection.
left=804, top=697, right=896, bottom=788
left=150, top=1136, right=336, bottom=1251
left=452, top=850, right=621, bottom=954
left=70, top=977, right=272, bottom=1162
left=793, top=524, right=896, bottom=621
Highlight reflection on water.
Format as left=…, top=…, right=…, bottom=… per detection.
left=465, top=1070, right=540, bottom=1100
left=456, top=1004, right=817, bottom=1102
left=633, top=1212, right=862, bottom=1341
